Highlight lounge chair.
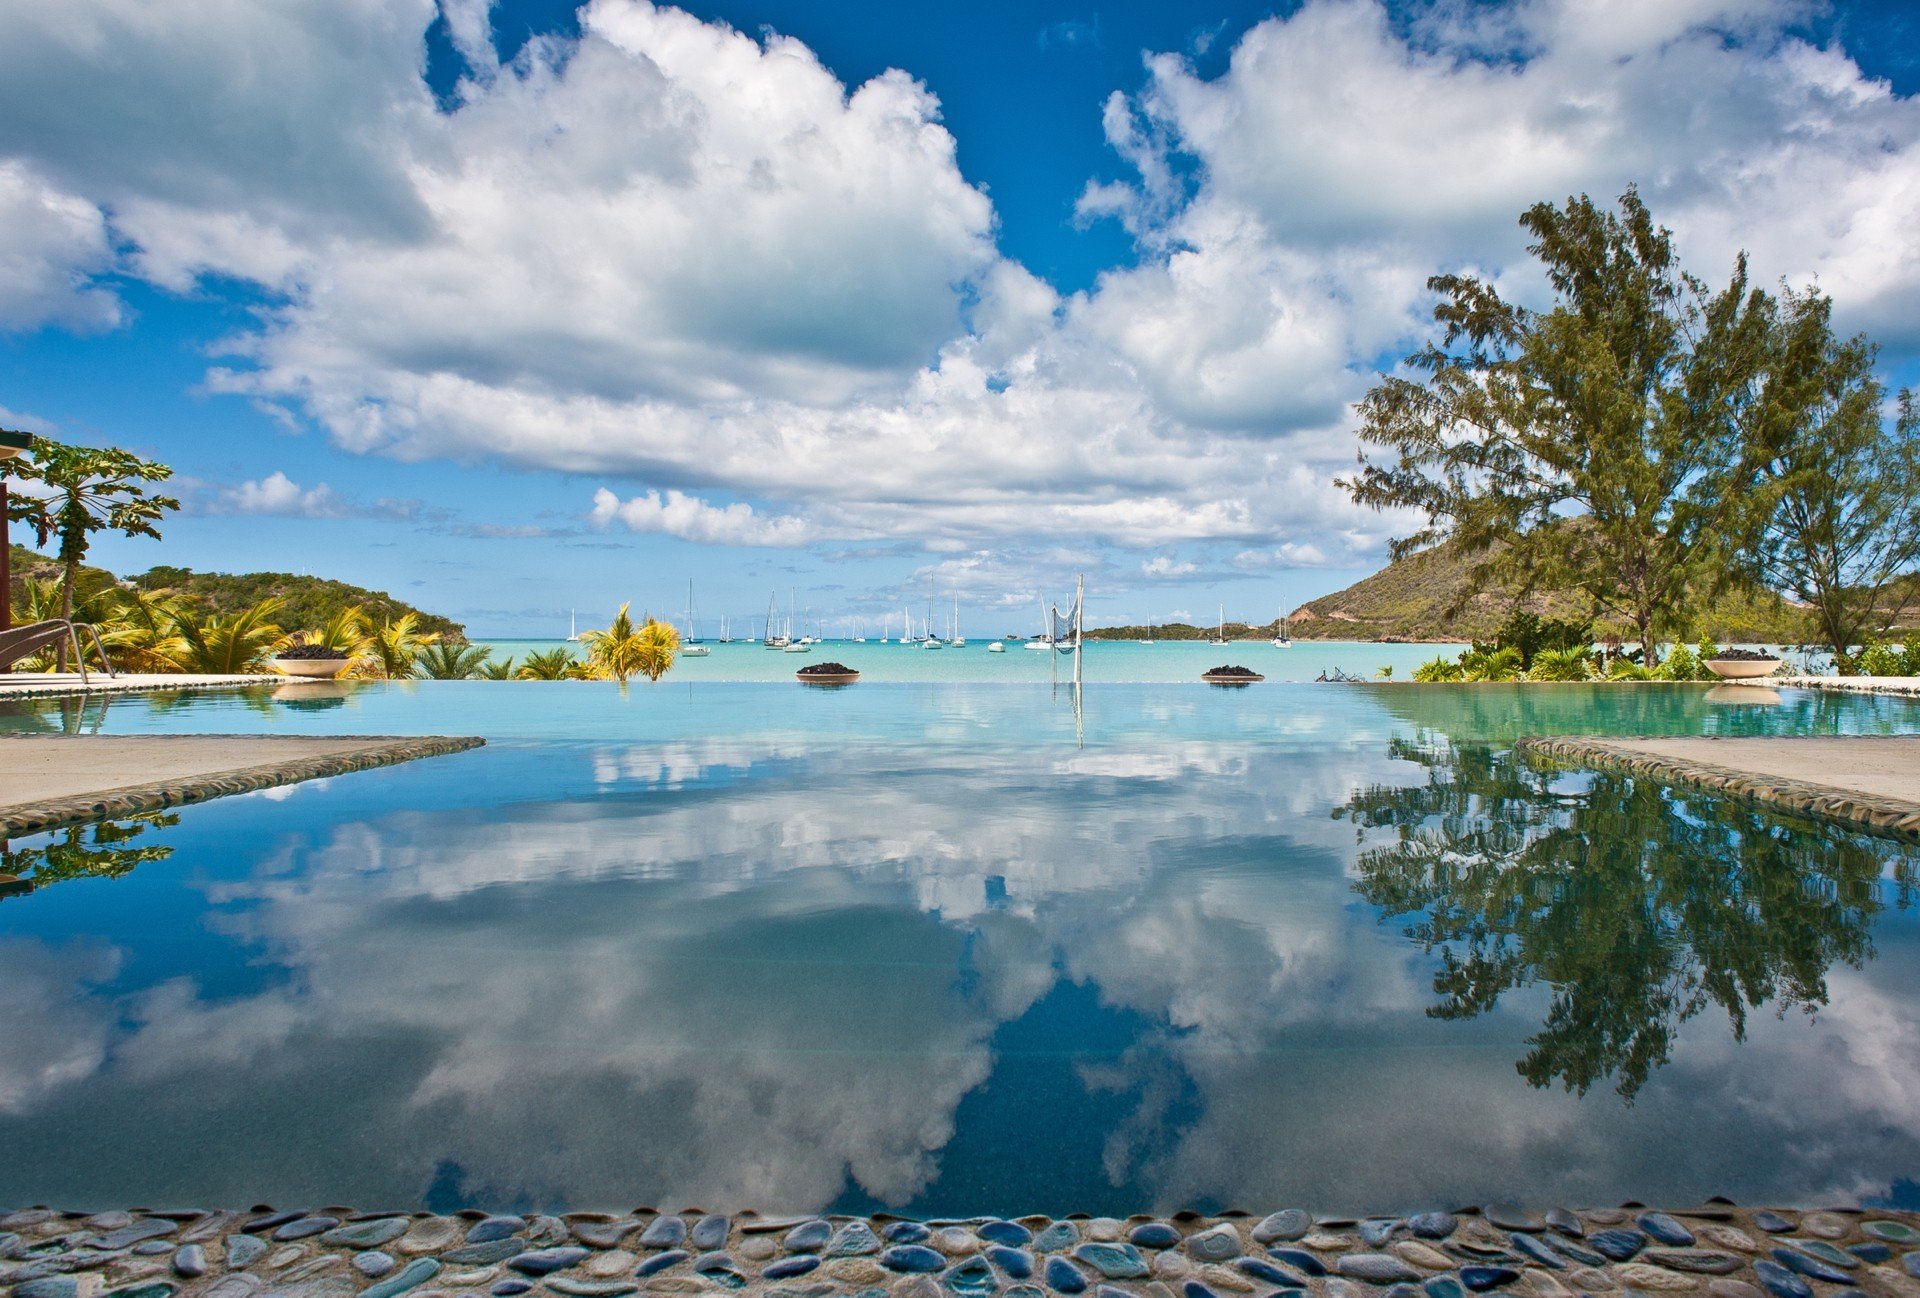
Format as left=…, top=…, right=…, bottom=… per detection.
left=0, top=619, right=115, bottom=681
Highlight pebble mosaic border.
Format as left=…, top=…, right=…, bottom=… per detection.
left=1774, top=677, right=1920, bottom=698
left=1514, top=736, right=1920, bottom=842
left=0, top=735, right=487, bottom=836
left=2, top=1203, right=1916, bottom=1298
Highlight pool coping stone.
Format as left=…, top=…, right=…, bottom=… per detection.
left=1516, top=734, right=1920, bottom=841
left=0, top=733, right=487, bottom=835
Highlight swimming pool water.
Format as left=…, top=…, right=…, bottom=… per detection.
left=1, top=681, right=1916, bottom=1216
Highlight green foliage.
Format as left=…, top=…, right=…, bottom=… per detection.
left=1413, top=655, right=1465, bottom=682
left=2, top=437, right=178, bottom=625
left=414, top=641, right=492, bottom=679
left=477, top=655, right=518, bottom=680
left=517, top=647, right=585, bottom=680
left=1856, top=639, right=1909, bottom=677
left=1655, top=643, right=1702, bottom=681
left=133, top=566, right=463, bottom=640
left=1606, top=658, right=1654, bottom=681
left=1335, top=739, right=1911, bottom=1097
left=365, top=613, right=437, bottom=679
left=0, top=813, right=179, bottom=900
left=1745, top=294, right=1920, bottom=668
left=1460, top=645, right=1524, bottom=681
left=580, top=603, right=679, bottom=682
left=167, top=597, right=287, bottom=673
left=1490, top=611, right=1593, bottom=670
left=1347, top=189, right=1794, bottom=666
left=1376, top=665, right=1394, bottom=679
left=1525, top=647, right=1594, bottom=681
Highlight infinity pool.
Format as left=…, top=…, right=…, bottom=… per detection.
left=2, top=681, right=1917, bottom=1215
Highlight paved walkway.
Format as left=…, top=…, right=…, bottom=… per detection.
left=0, top=671, right=267, bottom=700
left=1517, top=734, right=1920, bottom=838
left=0, top=734, right=484, bottom=834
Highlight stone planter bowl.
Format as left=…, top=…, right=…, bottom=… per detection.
left=271, top=657, right=350, bottom=679
left=1706, top=657, right=1781, bottom=680
left=798, top=671, right=859, bottom=685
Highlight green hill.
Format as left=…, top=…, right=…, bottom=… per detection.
left=1252, top=541, right=1814, bottom=644
left=8, top=546, right=462, bottom=640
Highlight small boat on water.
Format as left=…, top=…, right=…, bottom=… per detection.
left=681, top=579, right=710, bottom=656
left=1271, top=608, right=1291, bottom=648
left=988, top=641, right=1005, bottom=652
left=1208, top=604, right=1229, bottom=647
left=762, top=593, right=790, bottom=649
left=567, top=610, right=581, bottom=642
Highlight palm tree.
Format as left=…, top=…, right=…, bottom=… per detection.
left=580, top=603, right=679, bottom=682
left=366, top=612, right=438, bottom=679
left=95, top=589, right=190, bottom=673
left=169, top=598, right=287, bottom=674
left=477, top=655, right=517, bottom=680
left=7, top=578, right=184, bottom=673
left=414, top=641, right=491, bottom=679
left=633, top=616, right=680, bottom=682
left=299, top=604, right=373, bottom=657
left=3, top=438, right=178, bottom=626
left=516, top=647, right=584, bottom=680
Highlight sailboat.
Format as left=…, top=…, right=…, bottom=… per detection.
left=567, top=609, right=581, bottom=642
left=782, top=590, right=811, bottom=652
left=681, top=579, right=711, bottom=656
left=1208, top=604, right=1229, bottom=647
left=720, top=616, right=732, bottom=644
left=1025, top=597, right=1055, bottom=649
left=1271, top=608, right=1292, bottom=648
left=763, top=593, right=790, bottom=649
left=950, top=597, right=965, bottom=648
left=1139, top=615, right=1154, bottom=646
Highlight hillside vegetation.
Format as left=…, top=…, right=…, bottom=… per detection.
left=8, top=547, right=463, bottom=640
left=1280, top=541, right=1820, bottom=643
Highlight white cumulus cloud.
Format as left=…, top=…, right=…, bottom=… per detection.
left=590, top=486, right=816, bottom=547
left=0, top=0, right=1917, bottom=571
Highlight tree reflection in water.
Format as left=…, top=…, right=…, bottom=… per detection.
left=0, top=813, right=179, bottom=899
left=1337, top=736, right=1920, bottom=1099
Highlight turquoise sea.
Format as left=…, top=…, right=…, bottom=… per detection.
left=1, top=679, right=1915, bottom=1216
left=472, top=637, right=1470, bottom=682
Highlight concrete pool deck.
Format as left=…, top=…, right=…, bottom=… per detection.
left=1516, top=735, right=1920, bottom=839
left=1, top=1202, right=1915, bottom=1298
left=0, top=734, right=485, bottom=835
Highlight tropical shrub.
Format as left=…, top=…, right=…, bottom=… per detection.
left=1526, top=647, right=1594, bottom=681
left=1606, top=658, right=1654, bottom=681
left=1856, top=639, right=1908, bottom=677
left=1489, top=611, right=1595, bottom=671
left=169, top=598, right=288, bottom=673
left=517, top=647, right=585, bottom=680
left=477, top=655, right=517, bottom=680
left=365, top=613, right=438, bottom=679
left=1461, top=645, right=1524, bottom=681
left=1413, top=656, right=1465, bottom=682
left=580, top=603, right=679, bottom=682
left=414, top=642, right=491, bottom=679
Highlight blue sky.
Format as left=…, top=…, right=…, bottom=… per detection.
left=3, top=0, right=1918, bottom=637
